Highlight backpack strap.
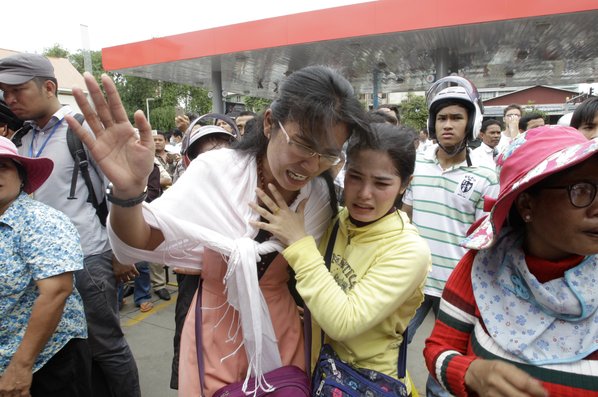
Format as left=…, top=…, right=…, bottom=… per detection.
left=10, top=123, right=33, bottom=147
left=66, top=114, right=108, bottom=226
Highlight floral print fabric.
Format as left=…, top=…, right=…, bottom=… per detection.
left=471, top=227, right=598, bottom=365
left=0, top=193, right=86, bottom=373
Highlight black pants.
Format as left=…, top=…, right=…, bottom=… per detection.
left=30, top=338, right=92, bottom=397
left=75, top=251, right=140, bottom=397
left=170, top=273, right=200, bottom=389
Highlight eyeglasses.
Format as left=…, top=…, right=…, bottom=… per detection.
left=277, top=121, right=342, bottom=166
left=542, top=182, right=598, bottom=208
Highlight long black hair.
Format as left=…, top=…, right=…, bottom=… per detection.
left=346, top=123, right=416, bottom=187
left=232, top=65, right=370, bottom=215
left=346, top=123, right=417, bottom=213
left=571, top=97, right=598, bottom=129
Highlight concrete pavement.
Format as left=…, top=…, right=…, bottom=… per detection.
left=120, top=280, right=436, bottom=397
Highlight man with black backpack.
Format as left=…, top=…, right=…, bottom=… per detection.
left=0, top=53, right=140, bottom=397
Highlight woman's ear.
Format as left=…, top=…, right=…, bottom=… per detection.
left=399, top=175, right=414, bottom=195
left=263, top=109, right=273, bottom=139
left=515, top=192, right=535, bottom=223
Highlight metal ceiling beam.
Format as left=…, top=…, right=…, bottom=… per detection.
left=101, top=1, right=598, bottom=99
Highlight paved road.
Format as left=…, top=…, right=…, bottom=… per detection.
left=121, top=281, right=436, bottom=397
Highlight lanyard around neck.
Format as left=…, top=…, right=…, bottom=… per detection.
left=29, top=118, right=64, bottom=158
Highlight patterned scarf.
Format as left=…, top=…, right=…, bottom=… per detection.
left=471, top=227, right=598, bottom=365
left=107, top=149, right=331, bottom=394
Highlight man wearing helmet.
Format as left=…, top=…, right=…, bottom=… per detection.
left=402, top=77, right=499, bottom=397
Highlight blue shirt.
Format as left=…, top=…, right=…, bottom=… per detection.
left=0, top=193, right=87, bottom=374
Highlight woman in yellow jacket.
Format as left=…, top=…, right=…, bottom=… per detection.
left=252, top=123, right=431, bottom=396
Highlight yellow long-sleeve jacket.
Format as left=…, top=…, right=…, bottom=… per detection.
left=283, top=207, right=431, bottom=379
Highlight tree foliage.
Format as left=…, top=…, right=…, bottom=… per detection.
left=244, top=96, right=271, bottom=113
left=43, top=44, right=70, bottom=59
left=42, top=45, right=211, bottom=131
left=43, top=44, right=105, bottom=81
left=400, top=94, right=428, bottom=131
left=523, top=102, right=549, bottom=120
left=150, top=106, right=177, bottom=131
left=69, top=50, right=105, bottom=82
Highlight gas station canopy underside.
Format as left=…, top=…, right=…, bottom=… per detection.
left=102, top=0, right=598, bottom=99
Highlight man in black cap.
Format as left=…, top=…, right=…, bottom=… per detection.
left=0, top=53, right=140, bottom=397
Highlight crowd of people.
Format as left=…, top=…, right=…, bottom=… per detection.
left=0, top=51, right=597, bottom=397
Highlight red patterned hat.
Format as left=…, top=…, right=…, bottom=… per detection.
left=463, top=125, right=598, bottom=250
left=0, top=136, right=53, bottom=193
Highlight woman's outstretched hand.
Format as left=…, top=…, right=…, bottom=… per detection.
left=249, top=183, right=308, bottom=247
left=65, top=73, right=155, bottom=197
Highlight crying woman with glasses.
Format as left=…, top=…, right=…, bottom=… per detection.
left=66, top=65, right=371, bottom=396
left=424, top=125, right=598, bottom=397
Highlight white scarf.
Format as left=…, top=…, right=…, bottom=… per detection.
left=472, top=227, right=598, bottom=365
left=107, top=148, right=332, bottom=393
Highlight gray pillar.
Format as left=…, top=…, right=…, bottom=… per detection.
left=372, top=68, right=380, bottom=109
left=79, top=24, right=92, bottom=74
left=211, top=57, right=224, bottom=114
left=435, top=47, right=450, bottom=80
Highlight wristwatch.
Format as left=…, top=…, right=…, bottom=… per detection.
left=106, top=184, right=148, bottom=207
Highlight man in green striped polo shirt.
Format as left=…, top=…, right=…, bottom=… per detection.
left=402, top=77, right=499, bottom=397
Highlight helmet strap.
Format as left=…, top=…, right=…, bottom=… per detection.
left=437, top=138, right=468, bottom=159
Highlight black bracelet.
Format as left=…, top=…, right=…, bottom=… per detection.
left=106, top=186, right=148, bottom=207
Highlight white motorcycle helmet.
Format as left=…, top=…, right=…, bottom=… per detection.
left=426, top=76, right=484, bottom=143
left=181, top=113, right=238, bottom=167
left=557, top=112, right=573, bottom=126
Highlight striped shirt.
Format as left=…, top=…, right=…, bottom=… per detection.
left=424, top=250, right=598, bottom=396
left=402, top=147, right=498, bottom=296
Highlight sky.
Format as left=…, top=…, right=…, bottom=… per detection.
left=2, top=0, right=371, bottom=54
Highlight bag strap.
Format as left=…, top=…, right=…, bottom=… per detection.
left=10, top=123, right=33, bottom=147
left=66, top=114, right=108, bottom=227
left=397, top=327, right=408, bottom=378
left=304, top=219, right=340, bottom=375
left=195, top=254, right=313, bottom=395
left=323, top=220, right=340, bottom=271
left=194, top=279, right=206, bottom=397
left=305, top=219, right=408, bottom=379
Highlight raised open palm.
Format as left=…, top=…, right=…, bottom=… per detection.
left=66, top=73, right=155, bottom=195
